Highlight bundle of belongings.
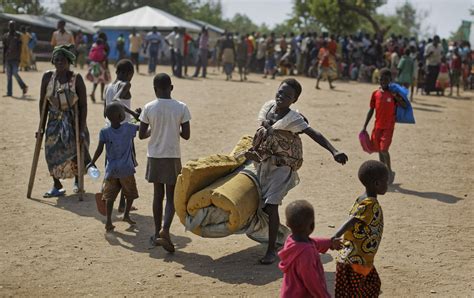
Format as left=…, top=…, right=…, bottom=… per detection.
left=175, top=136, right=290, bottom=245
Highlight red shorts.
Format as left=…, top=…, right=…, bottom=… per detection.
left=371, top=128, right=394, bottom=152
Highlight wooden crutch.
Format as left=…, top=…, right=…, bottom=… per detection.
left=27, top=98, right=49, bottom=198
left=74, top=103, right=84, bottom=201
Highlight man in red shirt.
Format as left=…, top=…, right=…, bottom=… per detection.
left=362, top=68, right=406, bottom=184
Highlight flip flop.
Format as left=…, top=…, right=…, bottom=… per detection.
left=149, top=236, right=162, bottom=247
left=259, top=253, right=277, bottom=265
left=43, top=188, right=66, bottom=198
left=154, top=237, right=175, bottom=253
left=72, top=183, right=79, bottom=193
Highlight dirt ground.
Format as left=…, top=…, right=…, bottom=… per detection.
left=0, top=62, right=473, bottom=297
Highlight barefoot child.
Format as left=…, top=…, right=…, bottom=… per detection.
left=279, top=200, right=342, bottom=298
left=333, top=160, right=389, bottom=297
left=246, top=78, right=348, bottom=264
left=88, top=103, right=139, bottom=231
left=139, top=73, right=191, bottom=253
left=362, top=68, right=406, bottom=184
left=104, top=59, right=141, bottom=213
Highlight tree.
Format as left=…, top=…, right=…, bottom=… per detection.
left=0, top=0, right=46, bottom=15
left=223, top=13, right=259, bottom=34
left=295, top=0, right=387, bottom=36
left=188, top=0, right=225, bottom=28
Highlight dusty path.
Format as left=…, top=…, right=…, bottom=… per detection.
left=0, top=62, right=472, bottom=296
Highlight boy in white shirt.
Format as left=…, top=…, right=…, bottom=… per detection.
left=139, top=73, right=191, bottom=253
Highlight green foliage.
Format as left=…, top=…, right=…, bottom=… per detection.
left=0, top=0, right=46, bottom=15
left=188, top=0, right=224, bottom=27
left=222, top=13, right=259, bottom=34
left=307, top=0, right=362, bottom=34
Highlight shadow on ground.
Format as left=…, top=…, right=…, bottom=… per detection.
left=389, top=183, right=464, bottom=204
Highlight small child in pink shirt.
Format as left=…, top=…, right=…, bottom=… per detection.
left=278, top=200, right=342, bottom=298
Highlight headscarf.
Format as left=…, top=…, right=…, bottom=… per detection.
left=52, top=44, right=76, bottom=65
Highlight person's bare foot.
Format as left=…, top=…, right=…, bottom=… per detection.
left=123, top=216, right=136, bottom=225
left=315, top=86, right=321, bottom=90
left=260, top=250, right=277, bottom=265
left=330, top=85, right=335, bottom=89
left=22, top=86, right=28, bottom=96
left=105, top=223, right=115, bottom=232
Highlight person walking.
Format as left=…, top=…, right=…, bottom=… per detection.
left=2, top=20, right=28, bottom=97
left=193, top=27, right=209, bottom=78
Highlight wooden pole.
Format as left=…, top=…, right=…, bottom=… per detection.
left=27, top=98, right=49, bottom=198
left=74, top=103, right=84, bottom=201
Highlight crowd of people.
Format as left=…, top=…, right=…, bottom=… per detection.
left=1, top=16, right=472, bottom=297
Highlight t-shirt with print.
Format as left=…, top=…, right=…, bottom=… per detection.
left=139, top=98, right=191, bottom=158
left=370, top=89, right=397, bottom=130
left=338, top=195, right=383, bottom=267
left=99, top=122, right=138, bottom=179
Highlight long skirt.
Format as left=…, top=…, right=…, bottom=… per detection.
left=425, top=64, right=440, bottom=93
left=335, top=262, right=381, bottom=298
left=44, top=106, right=90, bottom=179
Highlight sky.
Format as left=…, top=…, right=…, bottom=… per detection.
left=220, top=0, right=473, bottom=38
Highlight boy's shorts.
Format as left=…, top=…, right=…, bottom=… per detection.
left=102, top=175, right=139, bottom=201
left=371, top=128, right=394, bottom=152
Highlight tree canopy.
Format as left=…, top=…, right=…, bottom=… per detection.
left=0, top=0, right=45, bottom=15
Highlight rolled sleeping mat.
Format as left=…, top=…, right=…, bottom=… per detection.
left=174, top=136, right=254, bottom=236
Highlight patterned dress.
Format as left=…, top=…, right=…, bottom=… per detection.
left=44, top=71, right=90, bottom=179
left=336, top=195, right=383, bottom=297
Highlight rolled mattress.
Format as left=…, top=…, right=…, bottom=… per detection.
left=174, top=136, right=259, bottom=237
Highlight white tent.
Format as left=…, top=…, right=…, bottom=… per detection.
left=93, top=6, right=201, bottom=32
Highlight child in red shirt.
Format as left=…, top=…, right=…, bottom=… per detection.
left=362, top=68, right=406, bottom=184
left=279, top=200, right=342, bottom=298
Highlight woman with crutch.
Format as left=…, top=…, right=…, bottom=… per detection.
left=35, top=45, right=90, bottom=198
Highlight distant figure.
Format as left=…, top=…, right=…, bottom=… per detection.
left=75, top=30, right=87, bottom=69
left=19, top=25, right=31, bottom=71
left=424, top=35, right=442, bottom=95
left=128, top=28, right=142, bottom=73
left=193, top=26, right=209, bottom=78
left=144, top=27, right=164, bottom=75
left=50, top=20, right=74, bottom=47
left=27, top=27, right=37, bottom=71
left=2, top=20, right=28, bottom=97
left=221, top=33, right=235, bottom=81
left=165, top=27, right=178, bottom=76
left=236, top=35, right=248, bottom=81
left=87, top=37, right=110, bottom=102
left=116, top=33, right=126, bottom=62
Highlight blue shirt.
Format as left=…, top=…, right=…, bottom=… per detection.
left=145, top=31, right=163, bottom=52
left=99, top=122, right=138, bottom=179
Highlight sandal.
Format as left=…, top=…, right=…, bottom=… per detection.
left=43, top=188, right=66, bottom=198
left=154, top=237, right=175, bottom=253
left=149, top=236, right=162, bottom=247
left=72, top=182, right=79, bottom=193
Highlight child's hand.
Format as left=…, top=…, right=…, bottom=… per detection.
left=135, top=108, right=142, bottom=116
left=330, top=237, right=343, bottom=250
left=333, top=151, right=348, bottom=165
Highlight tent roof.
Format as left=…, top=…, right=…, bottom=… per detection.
left=94, top=6, right=201, bottom=32
left=48, top=12, right=97, bottom=34
left=0, top=12, right=83, bottom=32
left=191, top=19, right=225, bottom=34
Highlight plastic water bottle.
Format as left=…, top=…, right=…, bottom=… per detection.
left=87, top=166, right=101, bottom=180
